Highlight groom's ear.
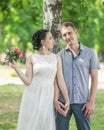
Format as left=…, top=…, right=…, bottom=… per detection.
left=74, top=29, right=78, bottom=34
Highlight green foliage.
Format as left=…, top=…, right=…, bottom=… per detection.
left=0, top=0, right=104, bottom=60
left=62, top=0, right=95, bottom=29
left=0, top=0, right=43, bottom=53
left=62, top=0, right=104, bottom=54
left=10, top=71, right=17, bottom=77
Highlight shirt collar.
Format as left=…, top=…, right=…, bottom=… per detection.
left=65, top=42, right=84, bottom=52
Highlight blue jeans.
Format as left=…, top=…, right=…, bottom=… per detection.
left=56, top=103, right=90, bottom=130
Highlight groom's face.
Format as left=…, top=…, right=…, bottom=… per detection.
left=60, top=26, right=78, bottom=46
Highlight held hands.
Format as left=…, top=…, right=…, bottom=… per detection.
left=54, top=100, right=69, bottom=116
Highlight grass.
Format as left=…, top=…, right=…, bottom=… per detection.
left=70, top=90, right=104, bottom=130
left=0, top=84, right=24, bottom=130
left=0, top=84, right=104, bottom=130
left=0, top=63, right=104, bottom=129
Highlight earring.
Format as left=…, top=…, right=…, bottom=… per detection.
left=42, top=45, right=45, bottom=50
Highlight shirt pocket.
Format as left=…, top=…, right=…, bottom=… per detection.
left=76, top=58, right=90, bottom=69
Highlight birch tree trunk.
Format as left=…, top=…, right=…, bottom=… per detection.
left=43, top=0, right=62, bottom=53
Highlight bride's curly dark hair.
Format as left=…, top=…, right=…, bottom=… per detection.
left=31, top=29, right=49, bottom=50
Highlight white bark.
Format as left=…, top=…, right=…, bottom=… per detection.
left=43, top=0, right=62, bottom=53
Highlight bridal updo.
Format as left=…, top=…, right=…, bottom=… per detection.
left=31, top=29, right=49, bottom=50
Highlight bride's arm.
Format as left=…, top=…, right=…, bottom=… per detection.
left=56, top=55, right=70, bottom=109
left=54, top=77, right=68, bottom=116
left=10, top=55, right=33, bottom=86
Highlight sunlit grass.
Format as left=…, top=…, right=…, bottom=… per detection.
left=0, top=84, right=24, bottom=130
left=70, top=90, right=104, bottom=130
left=0, top=84, right=104, bottom=130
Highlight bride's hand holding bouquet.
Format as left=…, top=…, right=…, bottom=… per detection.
left=5, top=47, right=23, bottom=67
left=4, top=46, right=28, bottom=86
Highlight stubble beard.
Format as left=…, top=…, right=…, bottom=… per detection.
left=67, top=40, right=74, bottom=47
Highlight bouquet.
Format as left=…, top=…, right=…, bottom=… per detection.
left=5, top=47, right=23, bottom=62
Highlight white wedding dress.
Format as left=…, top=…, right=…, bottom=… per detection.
left=17, top=53, right=57, bottom=130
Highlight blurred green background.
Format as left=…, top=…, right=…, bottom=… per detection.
left=0, top=1, right=104, bottom=129
left=0, top=0, right=104, bottom=61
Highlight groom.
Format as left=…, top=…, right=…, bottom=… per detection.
left=55, top=22, right=100, bottom=130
